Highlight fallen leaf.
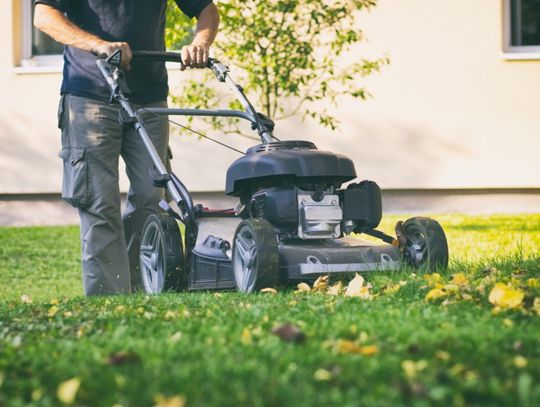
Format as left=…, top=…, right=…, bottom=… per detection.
left=240, top=328, right=253, bottom=345
left=335, top=339, right=378, bottom=356
left=345, top=274, right=366, bottom=297
left=296, top=282, right=311, bottom=292
left=327, top=281, right=343, bottom=296
left=423, top=273, right=442, bottom=287
left=314, top=368, right=332, bottom=381
left=451, top=272, right=469, bottom=287
left=488, top=283, right=524, bottom=309
left=260, top=287, right=278, bottom=295
left=527, top=278, right=540, bottom=288
left=105, top=351, right=140, bottom=366
left=533, top=298, right=540, bottom=315
left=154, top=394, right=186, bottom=407
left=272, top=323, right=306, bottom=343
left=169, top=331, right=183, bottom=343
left=435, top=351, right=450, bottom=361
left=383, top=283, right=401, bottom=295
left=48, top=305, right=59, bottom=317
left=514, top=355, right=528, bottom=368
left=313, top=275, right=329, bottom=292
left=20, top=294, right=32, bottom=304
left=425, top=288, right=447, bottom=302
left=402, top=360, right=428, bottom=380
left=50, top=298, right=59, bottom=305
left=164, top=310, right=177, bottom=319
left=57, top=377, right=81, bottom=405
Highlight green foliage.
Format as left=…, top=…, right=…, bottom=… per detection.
left=165, top=0, right=389, bottom=133
left=165, top=0, right=194, bottom=50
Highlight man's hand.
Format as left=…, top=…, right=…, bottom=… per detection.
left=93, top=41, right=133, bottom=70
left=180, top=44, right=209, bottom=71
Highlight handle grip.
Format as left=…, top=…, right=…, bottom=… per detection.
left=131, top=50, right=215, bottom=68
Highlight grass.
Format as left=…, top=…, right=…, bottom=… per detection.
left=0, top=214, right=539, bottom=406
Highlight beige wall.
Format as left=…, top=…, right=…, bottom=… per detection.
left=1, top=0, right=539, bottom=194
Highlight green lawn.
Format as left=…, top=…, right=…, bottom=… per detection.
left=0, top=214, right=539, bottom=406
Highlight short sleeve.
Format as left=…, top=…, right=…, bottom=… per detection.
left=34, top=0, right=68, bottom=13
left=174, top=0, right=213, bottom=19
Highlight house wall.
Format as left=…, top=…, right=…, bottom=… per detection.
left=0, top=0, right=539, bottom=195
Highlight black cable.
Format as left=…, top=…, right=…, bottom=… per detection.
left=141, top=107, right=246, bottom=156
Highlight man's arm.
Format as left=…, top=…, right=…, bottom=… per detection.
left=181, top=2, right=220, bottom=70
left=34, top=4, right=133, bottom=69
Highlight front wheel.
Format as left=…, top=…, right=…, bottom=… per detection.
left=232, top=219, right=279, bottom=293
left=139, top=213, right=185, bottom=294
left=402, top=217, right=449, bottom=270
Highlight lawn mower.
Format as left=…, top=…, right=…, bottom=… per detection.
left=97, top=50, right=449, bottom=294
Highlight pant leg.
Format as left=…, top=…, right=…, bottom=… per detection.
left=60, top=94, right=131, bottom=295
left=121, top=101, right=170, bottom=290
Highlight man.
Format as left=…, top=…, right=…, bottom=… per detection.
left=34, top=0, right=219, bottom=295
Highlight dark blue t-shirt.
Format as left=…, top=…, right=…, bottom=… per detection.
left=35, top=0, right=212, bottom=104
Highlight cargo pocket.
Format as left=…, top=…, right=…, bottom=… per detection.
left=59, top=147, right=92, bottom=208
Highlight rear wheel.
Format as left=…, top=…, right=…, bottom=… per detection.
left=232, top=218, right=279, bottom=293
left=403, top=217, right=448, bottom=270
left=139, top=213, right=185, bottom=294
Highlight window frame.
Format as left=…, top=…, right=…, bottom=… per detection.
left=503, top=0, right=540, bottom=58
left=19, top=0, right=63, bottom=69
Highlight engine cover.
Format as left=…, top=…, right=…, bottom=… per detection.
left=225, top=141, right=356, bottom=196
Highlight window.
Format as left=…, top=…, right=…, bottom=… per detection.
left=504, top=0, right=540, bottom=54
left=20, top=0, right=63, bottom=68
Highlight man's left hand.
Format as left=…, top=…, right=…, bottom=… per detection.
left=181, top=44, right=209, bottom=70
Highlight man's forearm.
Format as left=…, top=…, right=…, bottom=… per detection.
left=191, top=3, right=220, bottom=48
left=34, top=4, right=103, bottom=53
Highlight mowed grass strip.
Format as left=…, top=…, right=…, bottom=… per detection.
left=0, top=214, right=539, bottom=406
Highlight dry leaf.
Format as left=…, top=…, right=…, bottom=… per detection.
left=327, top=281, right=343, bottom=296
left=20, top=294, right=32, bottom=304
left=425, top=288, right=447, bottom=302
left=401, top=360, right=428, bottom=379
left=154, top=394, right=186, bottom=407
left=335, top=339, right=378, bottom=355
left=488, top=283, right=524, bottom=309
left=48, top=305, right=59, bottom=317
left=169, top=331, right=183, bottom=343
left=272, top=323, right=306, bottom=343
left=313, top=275, right=329, bottom=292
left=240, top=328, right=253, bottom=345
left=260, top=287, right=278, bottom=295
left=164, top=310, right=177, bottom=319
left=57, top=377, right=81, bottom=405
left=345, top=274, right=365, bottom=297
left=314, top=368, right=332, bottom=381
left=296, top=282, right=311, bottom=292
left=105, top=351, right=140, bottom=366
left=514, top=355, right=528, bottom=368
left=533, top=298, right=540, bottom=316
left=451, top=272, right=469, bottom=287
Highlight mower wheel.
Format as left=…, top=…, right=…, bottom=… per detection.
left=232, top=218, right=279, bottom=293
left=403, top=217, right=449, bottom=270
left=139, top=213, right=185, bottom=294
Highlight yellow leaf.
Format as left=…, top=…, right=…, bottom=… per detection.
left=313, top=368, right=332, bottom=381
left=514, top=355, right=528, bottom=368
left=169, top=331, right=183, bottom=343
left=533, top=297, right=540, bottom=316
left=327, top=281, right=343, bottom=296
left=359, top=345, right=379, bottom=356
left=488, top=283, right=524, bottom=309
left=63, top=311, right=73, bottom=318
left=313, top=275, right=329, bottom=292
left=48, top=305, right=59, bottom=317
left=115, top=305, right=125, bottom=313
left=164, top=310, right=177, bottom=320
left=296, top=282, right=311, bottom=292
left=240, top=328, right=252, bottom=345
left=345, top=274, right=365, bottom=297
left=260, top=287, right=278, bottom=295
left=423, top=273, right=442, bottom=287
left=425, top=288, right=446, bottom=302
left=20, top=294, right=32, bottom=304
left=384, top=283, right=401, bottom=295
left=153, top=394, right=186, bottom=407
left=502, top=318, right=513, bottom=327
left=435, top=351, right=450, bottom=361
left=401, top=360, right=428, bottom=379
left=50, top=298, right=59, bottom=305
left=57, top=377, right=81, bottom=405
left=451, top=272, right=469, bottom=287
left=527, top=278, right=540, bottom=288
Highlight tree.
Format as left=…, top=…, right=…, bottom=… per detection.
left=165, top=0, right=388, bottom=133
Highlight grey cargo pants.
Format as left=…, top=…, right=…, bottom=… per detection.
left=58, top=94, right=169, bottom=295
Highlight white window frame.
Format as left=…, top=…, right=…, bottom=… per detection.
left=503, top=0, right=540, bottom=60
left=19, top=0, right=63, bottom=70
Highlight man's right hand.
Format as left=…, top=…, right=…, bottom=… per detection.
left=93, top=41, right=133, bottom=70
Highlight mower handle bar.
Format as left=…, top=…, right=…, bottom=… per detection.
left=130, top=50, right=213, bottom=68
